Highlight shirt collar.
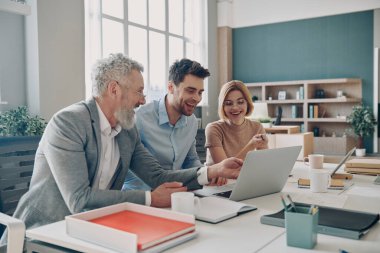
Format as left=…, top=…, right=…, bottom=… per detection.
left=96, top=101, right=122, bottom=137
left=158, top=95, right=187, bottom=128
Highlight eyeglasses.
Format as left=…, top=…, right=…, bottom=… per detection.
left=223, top=99, right=247, bottom=107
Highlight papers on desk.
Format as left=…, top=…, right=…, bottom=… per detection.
left=346, top=186, right=380, bottom=198
left=195, top=196, right=257, bottom=223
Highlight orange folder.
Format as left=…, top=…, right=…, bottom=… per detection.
left=90, top=210, right=195, bottom=250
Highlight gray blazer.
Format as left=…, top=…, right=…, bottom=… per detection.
left=9, top=98, right=201, bottom=231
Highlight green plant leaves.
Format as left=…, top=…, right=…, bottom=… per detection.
left=347, top=105, right=377, bottom=138
left=0, top=106, right=47, bottom=136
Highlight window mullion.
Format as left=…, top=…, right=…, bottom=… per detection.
left=165, top=0, right=169, bottom=87
left=146, top=0, right=151, bottom=92
left=124, top=1, right=128, bottom=56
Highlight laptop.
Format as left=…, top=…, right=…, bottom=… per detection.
left=193, top=146, right=302, bottom=201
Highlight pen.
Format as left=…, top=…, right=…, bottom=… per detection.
left=286, top=194, right=297, bottom=212
left=260, top=134, right=266, bottom=141
left=280, top=196, right=288, bottom=212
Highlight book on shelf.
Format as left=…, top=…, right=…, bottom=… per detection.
left=309, top=105, right=313, bottom=118
left=291, top=105, right=297, bottom=118
left=195, top=196, right=257, bottom=223
left=299, top=86, right=304, bottom=99
left=260, top=202, right=379, bottom=240
left=90, top=210, right=195, bottom=250
left=313, top=105, right=319, bottom=118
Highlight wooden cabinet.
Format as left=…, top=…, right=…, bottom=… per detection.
left=246, top=78, right=361, bottom=155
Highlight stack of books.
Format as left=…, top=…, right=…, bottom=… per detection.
left=345, top=158, right=380, bottom=175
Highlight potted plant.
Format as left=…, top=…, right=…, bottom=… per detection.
left=259, top=117, right=272, bottom=128
left=0, top=106, right=46, bottom=137
left=347, top=105, right=377, bottom=156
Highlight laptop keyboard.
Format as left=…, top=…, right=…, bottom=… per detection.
left=214, top=190, right=232, bottom=198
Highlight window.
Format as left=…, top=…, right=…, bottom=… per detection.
left=85, top=0, right=208, bottom=103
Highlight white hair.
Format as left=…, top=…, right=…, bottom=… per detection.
left=91, top=53, right=144, bottom=97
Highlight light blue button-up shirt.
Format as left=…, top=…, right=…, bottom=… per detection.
left=123, top=96, right=202, bottom=190
left=137, top=96, right=202, bottom=170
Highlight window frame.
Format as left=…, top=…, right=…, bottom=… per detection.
left=100, top=0, right=196, bottom=102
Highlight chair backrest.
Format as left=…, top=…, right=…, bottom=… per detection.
left=0, top=212, right=25, bottom=253
left=0, top=137, right=39, bottom=217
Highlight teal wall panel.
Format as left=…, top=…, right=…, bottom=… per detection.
left=233, top=11, right=373, bottom=105
left=233, top=11, right=374, bottom=151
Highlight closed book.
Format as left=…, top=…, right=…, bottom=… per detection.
left=90, top=210, right=195, bottom=250
left=195, top=196, right=256, bottom=223
left=344, top=167, right=380, bottom=175
left=260, top=202, right=379, bottom=240
left=313, top=105, right=318, bottom=118
left=291, top=105, right=297, bottom=118
left=299, top=86, right=304, bottom=99
left=345, top=158, right=380, bottom=169
left=309, top=105, right=314, bottom=118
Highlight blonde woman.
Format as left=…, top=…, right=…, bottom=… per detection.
left=205, top=80, right=268, bottom=169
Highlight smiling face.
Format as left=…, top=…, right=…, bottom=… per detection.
left=169, top=74, right=204, bottom=117
left=223, top=89, right=248, bottom=125
left=114, top=69, right=146, bottom=129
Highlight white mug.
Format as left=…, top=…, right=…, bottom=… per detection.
left=171, top=192, right=201, bottom=215
left=310, top=169, right=330, bottom=193
left=304, top=154, right=324, bottom=169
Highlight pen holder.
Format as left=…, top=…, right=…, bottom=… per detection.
left=285, top=206, right=318, bottom=249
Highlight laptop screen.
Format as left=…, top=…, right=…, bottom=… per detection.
left=330, top=147, right=356, bottom=177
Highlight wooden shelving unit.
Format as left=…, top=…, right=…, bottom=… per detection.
left=246, top=78, right=362, bottom=155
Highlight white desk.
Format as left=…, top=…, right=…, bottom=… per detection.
left=25, top=162, right=380, bottom=253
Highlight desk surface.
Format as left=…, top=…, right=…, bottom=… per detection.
left=26, top=162, right=380, bottom=253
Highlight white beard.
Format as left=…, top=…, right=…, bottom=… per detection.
left=115, top=108, right=136, bottom=129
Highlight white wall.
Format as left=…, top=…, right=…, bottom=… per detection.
left=0, top=11, right=26, bottom=111
left=219, top=0, right=380, bottom=28
left=26, top=0, right=85, bottom=120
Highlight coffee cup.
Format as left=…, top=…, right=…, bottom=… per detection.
left=171, top=192, right=201, bottom=215
left=310, top=169, right=330, bottom=193
left=304, top=154, right=324, bottom=169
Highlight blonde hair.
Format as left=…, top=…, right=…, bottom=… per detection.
left=218, top=80, right=254, bottom=120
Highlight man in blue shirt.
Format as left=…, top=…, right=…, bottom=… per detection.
left=123, top=58, right=210, bottom=190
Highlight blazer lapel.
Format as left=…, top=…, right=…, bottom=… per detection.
left=84, top=98, right=102, bottom=184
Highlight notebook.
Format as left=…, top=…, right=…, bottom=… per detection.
left=260, top=202, right=380, bottom=240
left=194, top=146, right=302, bottom=201
left=90, top=210, right=195, bottom=251
left=195, top=196, right=257, bottom=223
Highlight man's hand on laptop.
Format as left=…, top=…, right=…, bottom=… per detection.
left=207, top=157, right=243, bottom=182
